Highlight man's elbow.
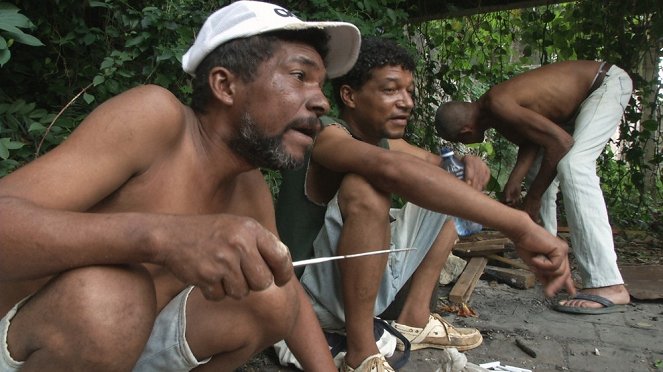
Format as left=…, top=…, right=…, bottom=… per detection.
left=561, top=137, right=575, bottom=154
left=370, top=152, right=406, bottom=190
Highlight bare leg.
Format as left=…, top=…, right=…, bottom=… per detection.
left=335, top=174, right=392, bottom=368
left=396, top=220, right=456, bottom=328
left=8, top=265, right=156, bottom=372
left=189, top=279, right=334, bottom=372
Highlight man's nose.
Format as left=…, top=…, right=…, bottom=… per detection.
left=398, top=91, right=414, bottom=110
left=308, top=90, right=330, bottom=116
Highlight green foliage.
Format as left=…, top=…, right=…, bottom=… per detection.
left=0, top=0, right=221, bottom=174
left=410, top=1, right=661, bottom=229
left=0, top=0, right=660, bottom=229
left=0, top=2, right=43, bottom=66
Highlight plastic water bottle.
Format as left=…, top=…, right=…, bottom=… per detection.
left=439, top=147, right=483, bottom=237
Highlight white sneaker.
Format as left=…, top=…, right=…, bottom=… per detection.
left=339, top=353, right=395, bottom=372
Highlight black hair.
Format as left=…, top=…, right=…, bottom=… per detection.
left=331, top=36, right=416, bottom=110
left=190, top=29, right=329, bottom=114
left=434, top=101, right=469, bottom=141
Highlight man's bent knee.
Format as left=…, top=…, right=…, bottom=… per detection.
left=338, top=174, right=391, bottom=220
left=8, top=265, right=156, bottom=370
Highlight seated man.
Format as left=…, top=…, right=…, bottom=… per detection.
left=0, top=1, right=361, bottom=371
left=435, top=60, right=632, bottom=315
left=276, top=36, right=574, bottom=371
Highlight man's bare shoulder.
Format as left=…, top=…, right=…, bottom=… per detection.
left=78, top=85, right=190, bottom=149
left=488, top=61, right=601, bottom=99
left=483, top=60, right=603, bottom=122
left=99, top=84, right=185, bottom=127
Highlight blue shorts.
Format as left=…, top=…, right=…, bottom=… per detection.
left=1, top=286, right=210, bottom=372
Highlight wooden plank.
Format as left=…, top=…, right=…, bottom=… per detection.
left=486, top=254, right=531, bottom=271
left=449, top=257, right=488, bottom=304
left=483, top=265, right=536, bottom=289
left=455, top=238, right=511, bottom=249
left=453, top=244, right=505, bottom=257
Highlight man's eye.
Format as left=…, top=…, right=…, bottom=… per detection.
left=292, top=71, right=304, bottom=80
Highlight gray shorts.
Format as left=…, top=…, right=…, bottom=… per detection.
left=300, top=195, right=449, bottom=329
left=1, top=286, right=209, bottom=372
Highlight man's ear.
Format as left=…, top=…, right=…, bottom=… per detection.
left=458, top=124, right=473, bottom=136
left=208, top=67, right=236, bottom=105
left=339, top=85, right=356, bottom=109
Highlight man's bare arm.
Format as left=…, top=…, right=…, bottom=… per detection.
left=387, top=138, right=490, bottom=190
left=0, top=86, right=292, bottom=298
left=312, top=125, right=574, bottom=296
left=503, top=143, right=539, bottom=206
left=488, top=98, right=574, bottom=218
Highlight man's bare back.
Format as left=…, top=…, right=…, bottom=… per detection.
left=483, top=60, right=603, bottom=127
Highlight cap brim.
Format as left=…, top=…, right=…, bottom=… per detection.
left=282, top=22, right=360, bottom=79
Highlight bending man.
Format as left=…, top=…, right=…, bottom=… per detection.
left=436, top=60, right=632, bottom=315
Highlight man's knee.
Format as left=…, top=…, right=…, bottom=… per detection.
left=252, top=280, right=301, bottom=339
left=338, top=174, right=391, bottom=219
left=10, top=265, right=156, bottom=369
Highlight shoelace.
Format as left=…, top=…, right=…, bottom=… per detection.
left=431, top=313, right=452, bottom=342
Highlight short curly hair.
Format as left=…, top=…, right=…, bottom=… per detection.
left=331, top=36, right=416, bottom=110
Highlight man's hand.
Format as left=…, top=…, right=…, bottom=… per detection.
left=522, top=195, right=543, bottom=224
left=462, top=155, right=490, bottom=191
left=511, top=220, right=575, bottom=297
left=156, top=214, right=293, bottom=301
left=502, top=180, right=523, bottom=208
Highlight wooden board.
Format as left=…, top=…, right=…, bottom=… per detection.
left=482, top=265, right=536, bottom=289
left=449, top=257, right=488, bottom=304
left=453, top=244, right=506, bottom=257
left=455, top=238, right=511, bottom=249
left=486, top=254, right=530, bottom=271
left=620, top=265, right=663, bottom=300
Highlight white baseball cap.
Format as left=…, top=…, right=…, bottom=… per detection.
left=182, top=1, right=361, bottom=78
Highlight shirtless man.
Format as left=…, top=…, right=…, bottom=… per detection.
left=435, top=60, right=632, bottom=314
left=277, top=36, right=574, bottom=371
left=0, top=1, right=360, bottom=370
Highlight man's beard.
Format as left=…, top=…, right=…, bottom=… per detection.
left=229, top=112, right=316, bottom=170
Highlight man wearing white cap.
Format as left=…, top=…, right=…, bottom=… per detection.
left=0, top=1, right=359, bottom=371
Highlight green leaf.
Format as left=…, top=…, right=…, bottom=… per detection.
left=0, top=139, right=8, bottom=159
left=125, top=34, right=145, bottom=48
left=3, top=138, right=23, bottom=150
left=0, top=47, right=8, bottom=66
left=3, top=30, right=43, bottom=46
left=27, top=122, right=46, bottom=132
left=92, top=75, right=105, bottom=86
left=89, top=1, right=111, bottom=8
left=0, top=4, right=19, bottom=12
left=83, top=93, right=95, bottom=104
left=0, top=10, right=31, bottom=29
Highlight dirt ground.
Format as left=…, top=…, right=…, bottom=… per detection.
left=237, top=228, right=663, bottom=371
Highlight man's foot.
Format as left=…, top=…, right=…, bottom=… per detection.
left=558, top=285, right=630, bottom=308
left=392, top=313, right=482, bottom=351
left=340, top=353, right=395, bottom=372
left=553, top=284, right=630, bottom=315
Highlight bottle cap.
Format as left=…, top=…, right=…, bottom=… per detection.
left=439, top=147, right=454, bottom=157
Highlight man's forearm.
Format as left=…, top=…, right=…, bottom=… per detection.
left=285, top=282, right=337, bottom=371
left=373, top=152, right=533, bottom=237
left=0, top=196, right=155, bottom=281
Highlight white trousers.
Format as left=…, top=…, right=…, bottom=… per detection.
left=534, top=65, right=632, bottom=288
